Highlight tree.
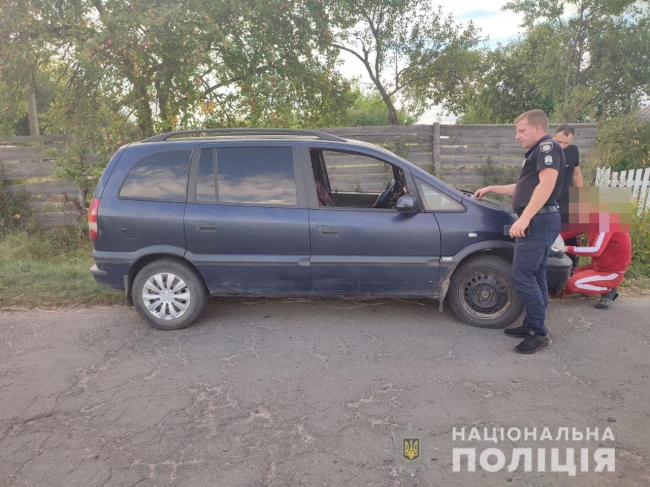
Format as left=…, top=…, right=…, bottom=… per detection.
left=1, top=0, right=358, bottom=203
left=1, top=0, right=351, bottom=138
left=458, top=26, right=557, bottom=124
left=460, top=0, right=650, bottom=123
left=330, top=0, right=482, bottom=125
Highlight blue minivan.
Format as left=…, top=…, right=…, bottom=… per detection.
left=89, top=129, right=572, bottom=330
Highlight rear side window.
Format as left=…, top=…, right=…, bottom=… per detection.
left=216, top=147, right=296, bottom=206
left=119, top=150, right=191, bottom=202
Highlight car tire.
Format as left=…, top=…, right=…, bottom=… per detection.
left=132, top=258, right=208, bottom=330
left=448, top=254, right=523, bottom=329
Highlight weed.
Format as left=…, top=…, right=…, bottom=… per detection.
left=0, top=183, right=31, bottom=236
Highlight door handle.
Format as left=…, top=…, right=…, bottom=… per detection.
left=197, top=222, right=216, bottom=232
left=318, top=226, right=339, bottom=237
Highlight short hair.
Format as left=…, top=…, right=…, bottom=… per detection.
left=554, top=123, right=575, bottom=137
left=516, top=109, right=549, bottom=132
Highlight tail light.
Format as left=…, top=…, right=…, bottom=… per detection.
left=88, top=198, right=100, bottom=241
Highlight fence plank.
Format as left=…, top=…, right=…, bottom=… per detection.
left=638, top=168, right=650, bottom=210
left=632, top=169, right=643, bottom=199
left=441, top=176, right=486, bottom=186
left=33, top=212, right=81, bottom=230
left=441, top=124, right=597, bottom=137
left=4, top=181, right=79, bottom=197
left=0, top=160, right=56, bottom=179
left=442, top=136, right=596, bottom=148
left=0, top=134, right=72, bottom=144
left=407, top=153, right=433, bottom=164
left=324, top=125, right=433, bottom=136
left=440, top=146, right=527, bottom=157
left=441, top=156, right=524, bottom=167
left=440, top=166, right=486, bottom=179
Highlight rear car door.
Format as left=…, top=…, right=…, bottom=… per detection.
left=302, top=143, right=442, bottom=296
left=184, top=142, right=311, bottom=294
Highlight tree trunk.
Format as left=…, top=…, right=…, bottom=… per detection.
left=377, top=86, right=399, bottom=125
left=136, top=83, right=154, bottom=138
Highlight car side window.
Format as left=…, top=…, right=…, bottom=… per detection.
left=216, top=146, right=297, bottom=206
left=119, top=150, right=191, bottom=202
left=414, top=178, right=464, bottom=212
left=311, top=149, right=407, bottom=210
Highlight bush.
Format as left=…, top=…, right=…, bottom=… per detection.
left=628, top=205, right=650, bottom=278
left=586, top=114, right=650, bottom=174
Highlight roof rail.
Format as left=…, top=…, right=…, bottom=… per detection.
left=140, top=128, right=347, bottom=143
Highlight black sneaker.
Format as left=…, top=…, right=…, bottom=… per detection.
left=595, top=288, right=618, bottom=310
left=504, top=325, right=531, bottom=338
left=515, top=331, right=551, bottom=354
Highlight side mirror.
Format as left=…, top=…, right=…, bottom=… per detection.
left=396, top=194, right=420, bottom=213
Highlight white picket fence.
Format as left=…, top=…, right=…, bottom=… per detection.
left=595, top=166, right=650, bottom=213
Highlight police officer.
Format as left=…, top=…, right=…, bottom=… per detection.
left=553, top=123, right=584, bottom=268
left=474, top=109, right=564, bottom=354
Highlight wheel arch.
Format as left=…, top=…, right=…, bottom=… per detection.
left=126, top=253, right=206, bottom=305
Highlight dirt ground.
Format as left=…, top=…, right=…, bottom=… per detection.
left=1, top=294, right=649, bottom=486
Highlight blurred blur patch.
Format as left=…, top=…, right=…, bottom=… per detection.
left=561, top=187, right=632, bottom=233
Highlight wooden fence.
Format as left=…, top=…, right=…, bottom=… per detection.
left=324, top=123, right=598, bottom=189
left=1, top=124, right=598, bottom=228
left=595, top=166, right=650, bottom=213
left=0, top=134, right=81, bottom=229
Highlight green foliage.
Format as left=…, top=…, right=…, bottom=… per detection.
left=586, top=114, right=650, bottom=173
left=459, top=0, right=650, bottom=123
left=341, top=88, right=416, bottom=127
left=1, top=0, right=352, bottom=135
left=0, top=184, right=31, bottom=236
left=330, top=0, right=482, bottom=124
left=482, top=157, right=519, bottom=202
left=483, top=157, right=518, bottom=186
left=628, top=205, right=650, bottom=278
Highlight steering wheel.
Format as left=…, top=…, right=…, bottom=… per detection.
left=372, top=179, right=396, bottom=208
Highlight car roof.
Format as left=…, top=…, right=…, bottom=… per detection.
left=139, top=128, right=348, bottom=143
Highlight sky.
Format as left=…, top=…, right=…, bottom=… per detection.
left=336, top=1, right=527, bottom=124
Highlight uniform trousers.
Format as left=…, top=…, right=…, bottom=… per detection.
left=511, top=212, right=561, bottom=335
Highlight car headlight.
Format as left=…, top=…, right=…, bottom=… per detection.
left=551, top=235, right=566, bottom=253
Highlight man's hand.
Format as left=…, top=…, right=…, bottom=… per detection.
left=510, top=216, right=531, bottom=238
left=473, top=186, right=492, bottom=200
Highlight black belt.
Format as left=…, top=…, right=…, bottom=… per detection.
left=517, top=205, right=559, bottom=217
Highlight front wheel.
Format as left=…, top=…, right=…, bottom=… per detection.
left=448, top=255, right=523, bottom=329
left=132, top=258, right=208, bottom=330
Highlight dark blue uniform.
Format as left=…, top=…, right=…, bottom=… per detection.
left=511, top=136, right=565, bottom=336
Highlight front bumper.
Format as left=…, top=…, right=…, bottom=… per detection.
left=547, top=254, right=573, bottom=295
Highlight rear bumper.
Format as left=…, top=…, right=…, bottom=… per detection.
left=547, top=254, right=573, bottom=295
left=91, top=264, right=125, bottom=291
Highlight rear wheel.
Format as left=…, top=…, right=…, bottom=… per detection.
left=132, top=259, right=208, bottom=330
left=448, top=255, right=523, bottom=329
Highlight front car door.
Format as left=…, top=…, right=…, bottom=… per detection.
left=302, top=142, right=442, bottom=296
left=184, top=142, right=311, bottom=295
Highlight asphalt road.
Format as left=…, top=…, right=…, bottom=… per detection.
left=1, top=294, right=649, bottom=487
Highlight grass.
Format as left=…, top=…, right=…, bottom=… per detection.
left=0, top=227, right=122, bottom=309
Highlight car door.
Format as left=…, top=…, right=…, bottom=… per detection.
left=302, top=143, right=442, bottom=296
left=184, top=142, right=311, bottom=295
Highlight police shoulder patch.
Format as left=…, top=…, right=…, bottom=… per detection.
left=540, top=141, right=553, bottom=153
left=544, top=155, right=553, bottom=165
